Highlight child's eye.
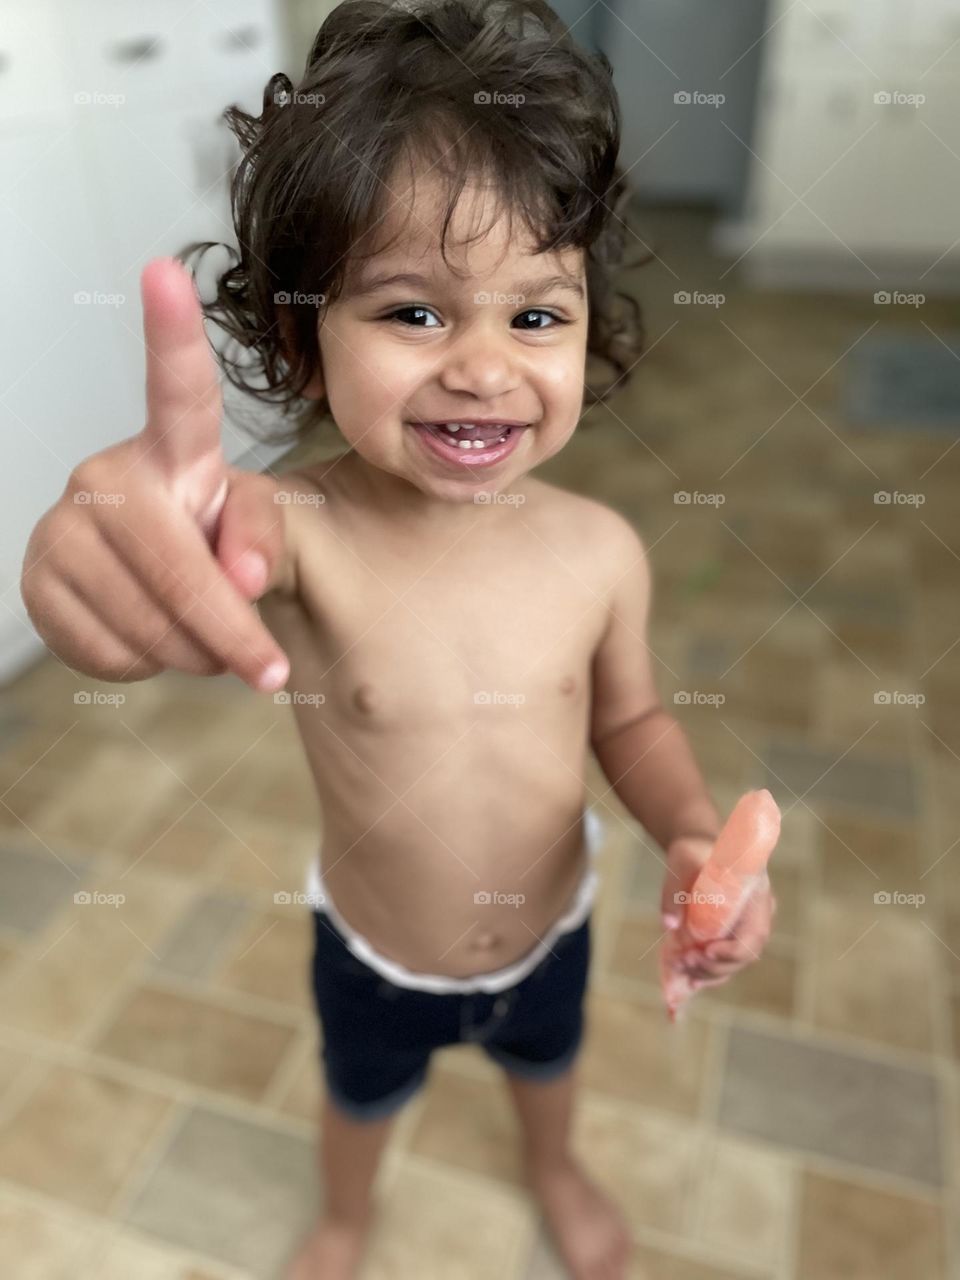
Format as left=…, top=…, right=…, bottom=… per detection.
left=383, top=306, right=568, bottom=330
left=385, top=306, right=441, bottom=328
left=513, top=309, right=567, bottom=330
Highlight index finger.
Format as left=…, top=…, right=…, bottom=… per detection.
left=140, top=257, right=223, bottom=474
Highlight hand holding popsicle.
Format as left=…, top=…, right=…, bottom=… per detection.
left=659, top=789, right=781, bottom=1022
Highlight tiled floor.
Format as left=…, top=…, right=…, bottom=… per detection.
left=2, top=206, right=959, bottom=1278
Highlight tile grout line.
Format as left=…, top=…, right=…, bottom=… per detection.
left=598, top=965, right=956, bottom=1080
left=0, top=1177, right=255, bottom=1280
left=0, top=1022, right=320, bottom=1142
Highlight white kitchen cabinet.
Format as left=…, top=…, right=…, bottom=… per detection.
left=718, top=0, right=960, bottom=287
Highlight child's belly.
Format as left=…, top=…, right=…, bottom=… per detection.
left=302, top=722, right=594, bottom=977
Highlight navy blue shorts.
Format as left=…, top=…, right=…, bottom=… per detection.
left=309, top=908, right=592, bottom=1122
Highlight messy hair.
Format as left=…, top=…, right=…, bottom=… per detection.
left=178, top=0, right=649, bottom=448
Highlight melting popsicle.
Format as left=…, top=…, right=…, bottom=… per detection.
left=660, top=788, right=781, bottom=1023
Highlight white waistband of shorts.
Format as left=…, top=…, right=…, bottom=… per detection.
left=305, top=808, right=605, bottom=994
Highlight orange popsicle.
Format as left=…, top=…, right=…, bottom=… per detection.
left=660, top=789, right=781, bottom=1022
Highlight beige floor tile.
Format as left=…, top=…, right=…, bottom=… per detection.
left=111, top=805, right=238, bottom=878
left=206, top=817, right=319, bottom=898
left=212, top=908, right=314, bottom=1013
left=526, top=1231, right=766, bottom=1279
left=407, top=1060, right=526, bottom=1187
left=817, top=809, right=920, bottom=907
left=810, top=898, right=936, bottom=1053
left=94, top=984, right=298, bottom=1101
left=0, top=870, right=192, bottom=1042
left=796, top=1168, right=945, bottom=1279
left=0, top=1192, right=102, bottom=1275
left=0, top=1062, right=173, bottom=1213
left=817, top=658, right=925, bottom=751
left=0, top=1038, right=35, bottom=1100
left=572, top=1091, right=701, bottom=1237
left=274, top=1041, right=323, bottom=1122
left=14, top=742, right=186, bottom=855
left=694, top=1134, right=792, bottom=1268
left=578, top=989, right=711, bottom=1117
left=361, top=1157, right=535, bottom=1280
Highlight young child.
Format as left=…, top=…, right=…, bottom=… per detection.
left=21, top=2, right=776, bottom=1276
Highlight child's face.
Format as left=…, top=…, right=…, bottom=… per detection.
left=307, top=168, right=588, bottom=501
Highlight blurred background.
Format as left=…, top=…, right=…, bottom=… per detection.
left=2, top=1, right=960, bottom=1277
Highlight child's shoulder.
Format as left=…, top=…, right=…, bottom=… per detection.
left=525, top=477, right=645, bottom=564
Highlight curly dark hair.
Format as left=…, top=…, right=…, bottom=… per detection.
left=177, top=0, right=649, bottom=449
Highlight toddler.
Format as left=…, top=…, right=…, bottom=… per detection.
left=21, top=2, right=776, bottom=1277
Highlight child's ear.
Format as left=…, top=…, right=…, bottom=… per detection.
left=277, top=303, right=325, bottom=400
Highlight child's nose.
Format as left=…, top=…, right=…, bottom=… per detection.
left=438, top=341, right=521, bottom=399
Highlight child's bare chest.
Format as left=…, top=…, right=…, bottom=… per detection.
left=292, top=514, right=608, bottom=731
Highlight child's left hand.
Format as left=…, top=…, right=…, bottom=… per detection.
left=659, top=834, right=777, bottom=990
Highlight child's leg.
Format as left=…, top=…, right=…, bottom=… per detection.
left=319, top=1093, right=396, bottom=1224
left=286, top=1096, right=396, bottom=1280
left=503, top=1065, right=633, bottom=1280
left=503, top=1061, right=576, bottom=1174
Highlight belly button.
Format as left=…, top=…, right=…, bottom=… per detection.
left=472, top=931, right=499, bottom=950
left=559, top=675, right=576, bottom=695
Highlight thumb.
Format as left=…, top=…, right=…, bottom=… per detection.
left=214, top=469, right=287, bottom=599
left=660, top=835, right=714, bottom=930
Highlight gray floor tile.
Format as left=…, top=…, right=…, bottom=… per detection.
left=148, top=892, right=251, bottom=979
left=0, top=844, right=86, bottom=935
left=123, top=1104, right=318, bottom=1278
left=763, top=741, right=918, bottom=819
left=718, top=1025, right=944, bottom=1187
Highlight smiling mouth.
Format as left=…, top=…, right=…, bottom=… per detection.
left=409, top=421, right=529, bottom=448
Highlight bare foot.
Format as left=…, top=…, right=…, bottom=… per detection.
left=285, top=1211, right=371, bottom=1280
left=528, top=1156, right=633, bottom=1280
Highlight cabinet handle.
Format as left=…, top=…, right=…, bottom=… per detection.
left=109, top=36, right=164, bottom=64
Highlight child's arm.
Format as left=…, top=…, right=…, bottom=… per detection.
left=20, top=258, right=293, bottom=693
left=589, top=511, right=776, bottom=986
left=588, top=512, right=722, bottom=853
